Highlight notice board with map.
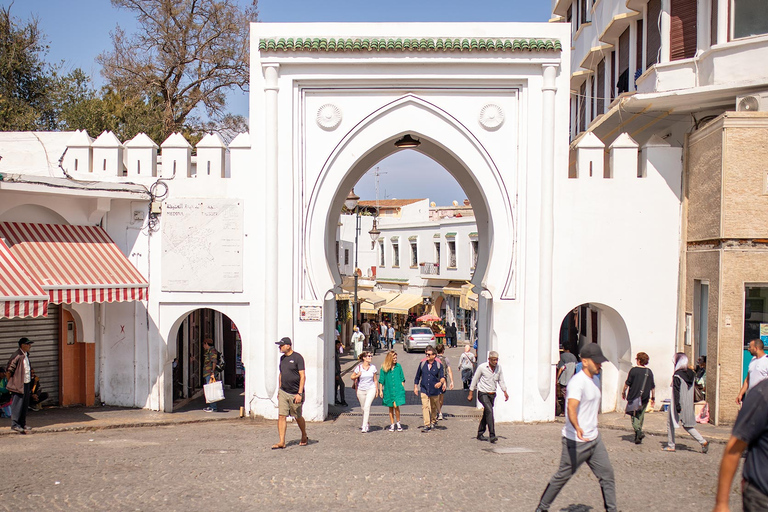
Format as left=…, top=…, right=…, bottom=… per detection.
left=161, top=198, right=244, bottom=292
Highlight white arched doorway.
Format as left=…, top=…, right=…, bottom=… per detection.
left=247, top=22, right=570, bottom=422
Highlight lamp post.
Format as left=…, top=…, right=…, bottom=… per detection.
left=344, top=189, right=361, bottom=327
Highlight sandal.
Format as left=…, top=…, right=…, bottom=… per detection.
left=662, top=447, right=676, bottom=452
left=299, top=438, right=308, bottom=446
left=271, top=444, right=285, bottom=450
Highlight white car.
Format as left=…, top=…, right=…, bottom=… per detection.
left=404, top=327, right=436, bottom=353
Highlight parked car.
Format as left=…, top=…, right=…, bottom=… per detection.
left=404, top=327, right=436, bottom=353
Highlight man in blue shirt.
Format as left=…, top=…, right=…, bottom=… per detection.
left=414, top=345, right=445, bottom=432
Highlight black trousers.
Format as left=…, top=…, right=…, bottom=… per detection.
left=744, top=480, right=768, bottom=512
left=478, top=391, right=497, bottom=437
left=335, top=373, right=345, bottom=403
left=11, top=382, right=31, bottom=429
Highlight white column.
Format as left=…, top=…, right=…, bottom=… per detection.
left=716, top=0, right=728, bottom=44
left=263, top=62, right=280, bottom=396
left=539, top=64, right=558, bottom=399
left=660, top=0, right=671, bottom=63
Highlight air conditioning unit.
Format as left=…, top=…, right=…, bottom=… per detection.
left=736, top=91, right=768, bottom=112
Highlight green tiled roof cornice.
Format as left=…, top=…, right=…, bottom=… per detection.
left=259, top=37, right=562, bottom=53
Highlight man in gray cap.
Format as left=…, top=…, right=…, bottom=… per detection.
left=536, top=343, right=617, bottom=512
left=272, top=337, right=308, bottom=449
left=5, top=337, right=34, bottom=434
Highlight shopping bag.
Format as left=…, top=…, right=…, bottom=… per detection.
left=204, top=380, right=225, bottom=403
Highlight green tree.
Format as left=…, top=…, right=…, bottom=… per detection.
left=98, top=0, right=257, bottom=140
left=0, top=6, right=55, bottom=130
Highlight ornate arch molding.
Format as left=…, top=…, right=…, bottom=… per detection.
left=302, top=93, right=517, bottom=302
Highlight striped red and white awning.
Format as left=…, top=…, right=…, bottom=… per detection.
left=0, top=239, right=49, bottom=319
left=0, top=222, right=148, bottom=305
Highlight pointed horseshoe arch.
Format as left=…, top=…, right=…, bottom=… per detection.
left=303, top=94, right=518, bottom=302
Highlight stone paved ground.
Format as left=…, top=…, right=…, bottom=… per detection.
left=1, top=413, right=741, bottom=512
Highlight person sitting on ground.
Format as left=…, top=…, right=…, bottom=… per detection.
left=28, top=368, right=48, bottom=411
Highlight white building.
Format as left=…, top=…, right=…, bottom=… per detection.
left=552, top=0, right=768, bottom=424
left=0, top=20, right=702, bottom=424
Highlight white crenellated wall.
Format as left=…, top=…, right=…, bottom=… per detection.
left=556, top=132, right=683, bottom=412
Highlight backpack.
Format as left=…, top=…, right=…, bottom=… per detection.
left=215, top=350, right=225, bottom=374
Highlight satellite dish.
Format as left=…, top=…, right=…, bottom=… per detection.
left=738, top=96, right=760, bottom=112
left=452, top=200, right=459, bottom=206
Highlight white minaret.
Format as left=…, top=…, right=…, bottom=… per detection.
left=124, top=133, right=159, bottom=178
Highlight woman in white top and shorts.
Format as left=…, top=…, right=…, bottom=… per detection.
left=351, top=351, right=379, bottom=433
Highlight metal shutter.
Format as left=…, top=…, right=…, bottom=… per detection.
left=671, top=0, right=698, bottom=61
left=618, top=27, right=630, bottom=93
left=0, top=304, right=59, bottom=404
left=710, top=0, right=717, bottom=46
left=646, top=0, right=662, bottom=69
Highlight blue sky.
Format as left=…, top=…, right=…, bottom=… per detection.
left=3, top=0, right=553, bottom=205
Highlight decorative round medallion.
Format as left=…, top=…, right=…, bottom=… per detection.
left=316, top=104, right=342, bottom=130
left=479, top=104, right=505, bottom=130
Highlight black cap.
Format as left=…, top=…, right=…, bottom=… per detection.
left=18, top=337, right=33, bottom=346
left=275, top=337, right=292, bottom=347
left=580, top=343, right=607, bottom=364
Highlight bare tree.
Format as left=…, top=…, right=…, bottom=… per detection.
left=98, top=0, right=257, bottom=139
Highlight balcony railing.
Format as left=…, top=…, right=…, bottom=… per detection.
left=419, top=262, right=440, bottom=275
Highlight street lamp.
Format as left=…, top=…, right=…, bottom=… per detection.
left=345, top=189, right=361, bottom=326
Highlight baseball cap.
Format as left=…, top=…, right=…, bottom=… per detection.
left=18, top=337, right=33, bottom=346
left=275, top=337, right=292, bottom=346
left=580, top=343, right=607, bottom=364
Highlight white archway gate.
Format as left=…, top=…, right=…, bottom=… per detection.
left=246, top=23, right=571, bottom=422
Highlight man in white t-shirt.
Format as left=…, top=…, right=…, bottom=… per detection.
left=536, top=343, right=617, bottom=512
left=737, top=338, right=768, bottom=405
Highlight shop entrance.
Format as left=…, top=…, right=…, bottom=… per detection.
left=172, top=308, right=243, bottom=411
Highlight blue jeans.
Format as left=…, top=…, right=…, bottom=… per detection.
left=204, top=375, right=217, bottom=411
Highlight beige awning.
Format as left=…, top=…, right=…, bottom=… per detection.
left=358, top=290, right=387, bottom=307
left=442, top=281, right=466, bottom=296
left=459, top=283, right=478, bottom=310
left=380, top=293, right=424, bottom=314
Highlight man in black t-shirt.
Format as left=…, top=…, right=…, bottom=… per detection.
left=713, top=378, right=768, bottom=511
left=272, top=337, right=308, bottom=450
left=621, top=352, right=655, bottom=444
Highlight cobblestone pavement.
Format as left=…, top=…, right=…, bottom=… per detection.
left=1, top=414, right=741, bottom=512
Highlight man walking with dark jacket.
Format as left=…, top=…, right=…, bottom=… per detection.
left=5, top=337, right=33, bottom=434
left=414, top=345, right=445, bottom=432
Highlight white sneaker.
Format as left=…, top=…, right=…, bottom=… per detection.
left=438, top=412, right=443, bottom=421
left=361, top=425, right=368, bottom=433
left=388, top=424, right=395, bottom=432
left=396, top=422, right=403, bottom=432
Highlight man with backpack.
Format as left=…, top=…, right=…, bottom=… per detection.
left=414, top=345, right=445, bottom=433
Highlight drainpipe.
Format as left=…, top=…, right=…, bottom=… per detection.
left=539, top=64, right=558, bottom=400
left=263, top=62, right=280, bottom=397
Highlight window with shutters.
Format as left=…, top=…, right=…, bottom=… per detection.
left=636, top=19, right=644, bottom=77
left=646, top=0, right=662, bottom=69
left=392, top=241, right=399, bottom=267
left=732, top=0, right=768, bottom=39
left=670, top=0, right=697, bottom=61
left=596, top=59, right=605, bottom=114
left=578, top=81, right=587, bottom=133
left=618, top=27, right=630, bottom=93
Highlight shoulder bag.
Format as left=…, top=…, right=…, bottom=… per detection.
left=625, top=369, right=649, bottom=414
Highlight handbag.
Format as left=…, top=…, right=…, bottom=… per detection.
left=203, top=379, right=225, bottom=403
left=625, top=369, right=649, bottom=414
